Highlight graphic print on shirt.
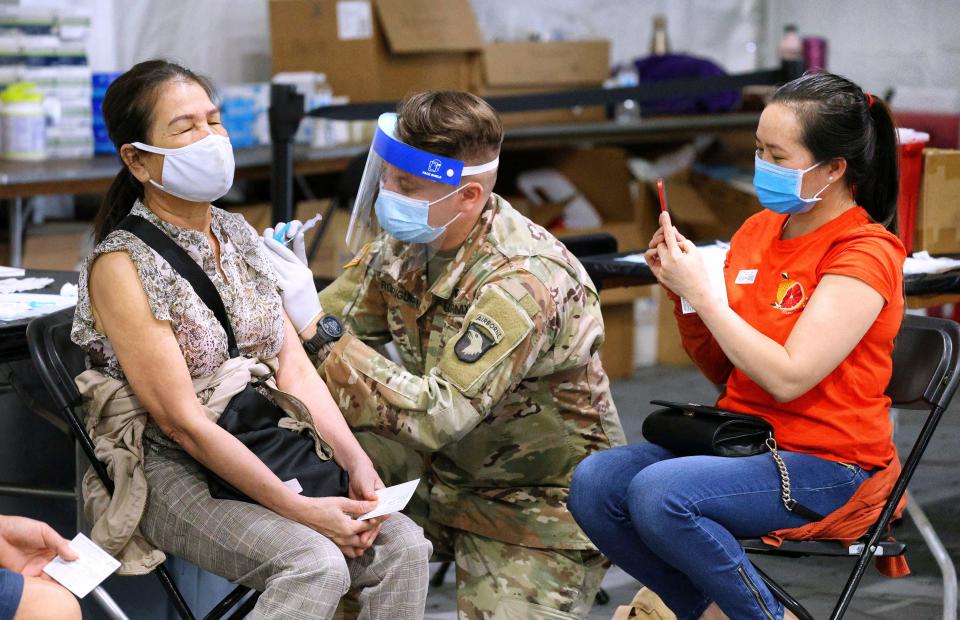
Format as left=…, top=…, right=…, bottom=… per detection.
left=771, top=272, right=807, bottom=314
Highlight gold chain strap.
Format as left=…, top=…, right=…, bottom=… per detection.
left=765, top=435, right=798, bottom=512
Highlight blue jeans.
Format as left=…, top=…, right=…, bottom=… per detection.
left=0, top=569, right=23, bottom=620
left=569, top=443, right=870, bottom=620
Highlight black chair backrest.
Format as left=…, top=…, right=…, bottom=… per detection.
left=559, top=232, right=618, bottom=259
left=885, top=314, right=960, bottom=411
left=26, top=307, right=86, bottom=412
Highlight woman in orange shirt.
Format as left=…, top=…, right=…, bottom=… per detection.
left=569, top=72, right=905, bottom=620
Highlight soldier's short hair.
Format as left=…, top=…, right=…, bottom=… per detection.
left=396, top=91, right=503, bottom=166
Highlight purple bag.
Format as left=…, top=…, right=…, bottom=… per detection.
left=633, top=54, right=741, bottom=115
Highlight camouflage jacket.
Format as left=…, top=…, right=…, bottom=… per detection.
left=317, top=194, right=625, bottom=549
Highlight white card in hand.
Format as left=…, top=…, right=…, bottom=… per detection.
left=43, top=533, right=120, bottom=598
left=681, top=244, right=730, bottom=315
left=357, top=479, right=420, bottom=521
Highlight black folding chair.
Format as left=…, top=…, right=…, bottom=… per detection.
left=739, top=314, right=960, bottom=619
left=27, top=307, right=260, bottom=620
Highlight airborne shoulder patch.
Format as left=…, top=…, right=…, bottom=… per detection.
left=455, top=325, right=492, bottom=363
left=439, top=286, right=534, bottom=396
left=455, top=312, right=504, bottom=363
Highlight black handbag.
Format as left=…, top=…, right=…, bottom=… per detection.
left=118, top=215, right=349, bottom=504
left=642, top=399, right=824, bottom=522
left=642, top=400, right=773, bottom=457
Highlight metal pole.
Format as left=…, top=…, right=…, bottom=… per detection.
left=907, top=496, right=957, bottom=620
left=9, top=196, right=23, bottom=268
left=269, top=83, right=304, bottom=225
left=89, top=587, right=131, bottom=620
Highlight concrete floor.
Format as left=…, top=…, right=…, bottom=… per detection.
left=424, top=365, right=960, bottom=620
left=3, top=358, right=955, bottom=618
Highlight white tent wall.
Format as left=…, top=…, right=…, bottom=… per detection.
left=20, top=0, right=960, bottom=102
left=469, top=0, right=760, bottom=72
left=770, top=0, right=960, bottom=95
left=86, top=0, right=760, bottom=83
left=92, top=0, right=272, bottom=83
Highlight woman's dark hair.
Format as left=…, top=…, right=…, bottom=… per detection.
left=771, top=72, right=899, bottom=233
left=94, top=60, right=216, bottom=243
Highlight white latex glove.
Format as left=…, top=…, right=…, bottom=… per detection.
left=263, top=220, right=322, bottom=334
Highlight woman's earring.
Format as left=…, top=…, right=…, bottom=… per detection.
left=828, top=176, right=834, bottom=181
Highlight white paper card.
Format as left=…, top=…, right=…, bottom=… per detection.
left=735, top=269, right=758, bottom=285
left=0, top=266, right=25, bottom=277
left=681, top=244, right=729, bottom=315
left=337, top=1, right=373, bottom=40
left=357, top=479, right=420, bottom=521
left=615, top=253, right=648, bottom=264
left=43, top=533, right=120, bottom=598
left=284, top=478, right=304, bottom=494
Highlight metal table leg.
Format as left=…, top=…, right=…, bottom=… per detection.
left=89, top=586, right=131, bottom=620
left=8, top=196, right=23, bottom=268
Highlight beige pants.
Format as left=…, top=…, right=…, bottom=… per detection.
left=139, top=441, right=432, bottom=620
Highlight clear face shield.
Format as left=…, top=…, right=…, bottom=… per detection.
left=345, top=113, right=499, bottom=262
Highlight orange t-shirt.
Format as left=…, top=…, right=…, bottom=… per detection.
left=676, top=207, right=906, bottom=470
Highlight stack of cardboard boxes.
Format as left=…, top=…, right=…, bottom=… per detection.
left=268, top=0, right=610, bottom=126
left=915, top=149, right=960, bottom=256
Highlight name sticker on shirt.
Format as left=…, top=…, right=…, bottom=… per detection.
left=735, top=269, right=758, bottom=285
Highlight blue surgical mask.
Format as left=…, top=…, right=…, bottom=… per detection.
left=753, top=153, right=831, bottom=215
left=374, top=185, right=463, bottom=243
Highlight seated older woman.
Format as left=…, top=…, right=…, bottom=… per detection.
left=71, top=59, right=431, bottom=620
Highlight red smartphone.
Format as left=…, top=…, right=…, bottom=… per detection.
left=656, top=177, right=669, bottom=214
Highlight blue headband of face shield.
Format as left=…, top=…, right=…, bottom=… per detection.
left=372, top=114, right=499, bottom=185
left=370, top=114, right=500, bottom=243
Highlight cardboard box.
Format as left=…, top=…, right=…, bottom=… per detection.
left=549, top=148, right=657, bottom=253
left=17, top=225, right=93, bottom=271
left=502, top=146, right=656, bottom=276
left=479, top=41, right=610, bottom=90
left=598, top=285, right=650, bottom=379
left=915, top=149, right=960, bottom=255
left=269, top=0, right=483, bottom=103
left=599, top=301, right=635, bottom=379
left=476, top=40, right=610, bottom=127
left=504, top=147, right=656, bottom=379
left=652, top=170, right=759, bottom=241
left=656, top=287, right=693, bottom=367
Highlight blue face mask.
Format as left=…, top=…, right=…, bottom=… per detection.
left=753, top=153, right=831, bottom=215
left=374, top=185, right=463, bottom=243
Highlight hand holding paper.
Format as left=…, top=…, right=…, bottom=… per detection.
left=43, top=534, right=120, bottom=598
left=357, top=479, right=420, bottom=521
left=0, top=515, right=77, bottom=577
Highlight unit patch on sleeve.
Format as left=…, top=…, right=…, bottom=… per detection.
left=454, top=312, right=504, bottom=363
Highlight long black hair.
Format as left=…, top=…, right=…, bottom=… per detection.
left=94, top=60, right=216, bottom=244
left=771, top=72, right=899, bottom=233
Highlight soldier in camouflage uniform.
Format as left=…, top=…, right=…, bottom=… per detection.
left=263, top=91, right=626, bottom=619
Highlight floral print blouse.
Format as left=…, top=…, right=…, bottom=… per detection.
left=71, top=201, right=285, bottom=382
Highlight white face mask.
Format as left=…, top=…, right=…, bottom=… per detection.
left=132, top=133, right=235, bottom=203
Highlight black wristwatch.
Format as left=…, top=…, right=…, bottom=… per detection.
left=304, top=315, right=343, bottom=355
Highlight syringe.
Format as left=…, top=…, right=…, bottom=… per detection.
left=274, top=213, right=323, bottom=245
